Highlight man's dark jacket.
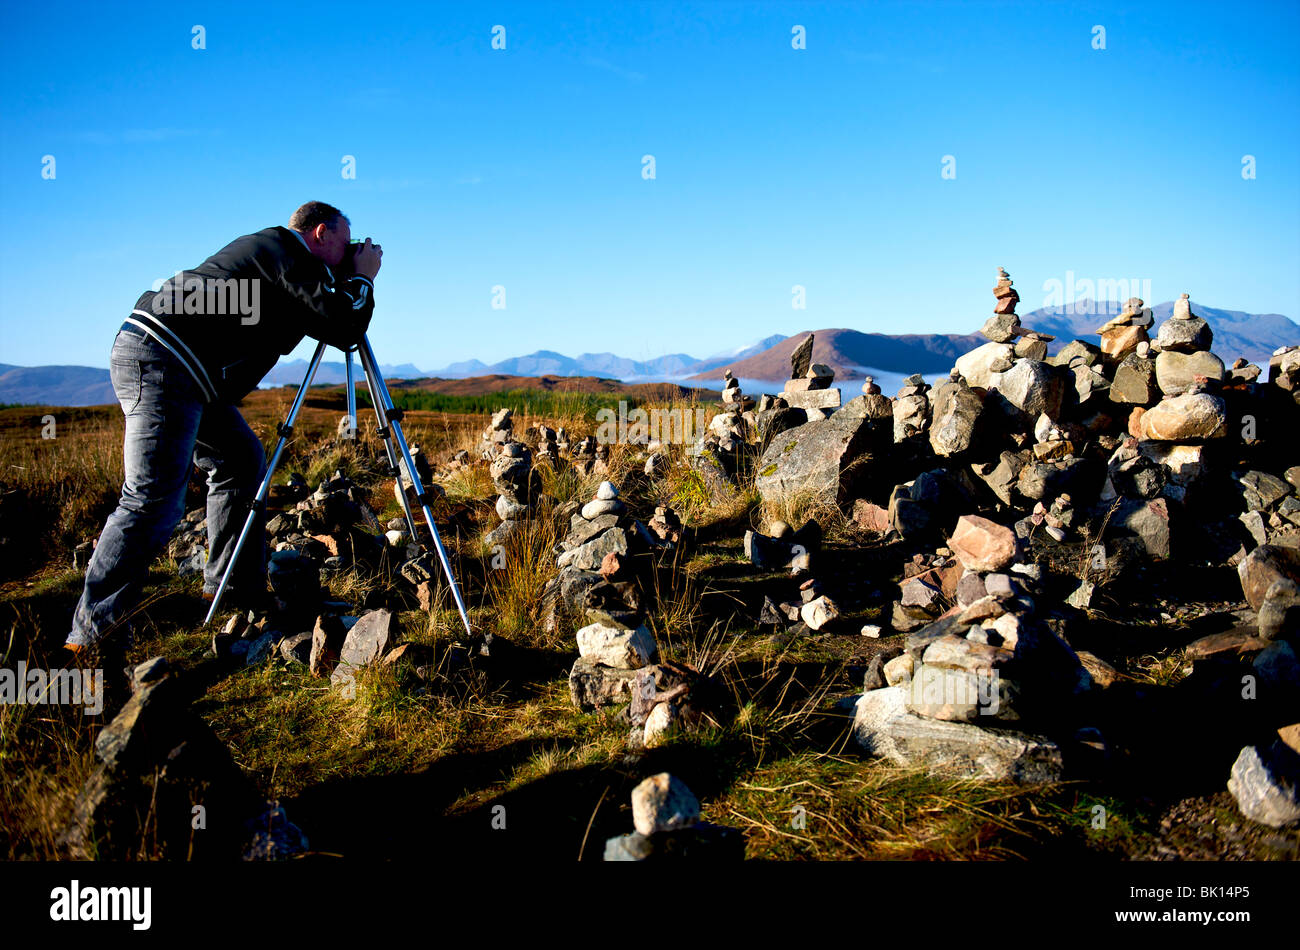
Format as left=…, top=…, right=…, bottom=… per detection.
left=126, top=226, right=375, bottom=402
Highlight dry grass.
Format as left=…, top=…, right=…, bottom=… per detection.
left=0, top=388, right=1219, bottom=862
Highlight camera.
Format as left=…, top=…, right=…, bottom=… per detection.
left=343, top=239, right=366, bottom=274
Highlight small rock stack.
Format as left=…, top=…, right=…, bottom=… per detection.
left=604, top=773, right=743, bottom=860
left=842, top=374, right=894, bottom=422
left=479, top=408, right=514, bottom=459
left=778, top=333, right=841, bottom=413
left=1096, top=295, right=1154, bottom=364
left=1150, top=294, right=1225, bottom=398
left=487, top=441, right=542, bottom=545
left=856, top=512, right=1095, bottom=784
left=893, top=374, right=932, bottom=442
left=958, top=268, right=1056, bottom=389
left=541, top=480, right=646, bottom=635
left=534, top=424, right=560, bottom=466
left=720, top=370, right=753, bottom=411
left=571, top=435, right=610, bottom=478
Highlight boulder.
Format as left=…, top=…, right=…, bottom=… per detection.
left=331, top=609, right=395, bottom=696
left=755, top=413, right=876, bottom=509
left=1138, top=393, right=1227, bottom=441
left=1238, top=544, right=1300, bottom=611
left=852, top=686, right=1064, bottom=784
left=954, top=342, right=1015, bottom=390
left=1154, top=350, right=1226, bottom=396
left=1227, top=743, right=1300, bottom=828
left=929, top=382, right=986, bottom=457
left=575, top=623, right=658, bottom=669
left=992, top=360, right=1064, bottom=419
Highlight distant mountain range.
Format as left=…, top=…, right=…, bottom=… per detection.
left=695, top=300, right=1300, bottom=382
left=2, top=307, right=1294, bottom=407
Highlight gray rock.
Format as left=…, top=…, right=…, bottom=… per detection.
left=853, top=686, right=1064, bottom=784
left=992, top=359, right=1065, bottom=419
left=1109, top=354, right=1159, bottom=404
left=1237, top=470, right=1291, bottom=512
left=279, top=632, right=313, bottom=665
left=575, top=623, right=658, bottom=669
left=568, top=656, right=647, bottom=710
left=1155, top=315, right=1212, bottom=353
left=929, top=381, right=985, bottom=457
left=631, top=773, right=700, bottom=835
left=564, top=511, right=620, bottom=549
left=244, top=632, right=275, bottom=666
left=557, top=526, right=630, bottom=572
left=755, top=413, right=877, bottom=509
left=1112, top=497, right=1172, bottom=559
left=1227, top=743, right=1300, bottom=828
left=331, top=608, right=394, bottom=696
left=1155, top=350, right=1226, bottom=396
left=789, top=334, right=814, bottom=379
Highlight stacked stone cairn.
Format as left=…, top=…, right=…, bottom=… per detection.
left=604, top=773, right=743, bottom=860
left=744, top=269, right=1299, bottom=810
left=857, top=512, right=1096, bottom=783
left=778, top=333, right=841, bottom=414
left=486, top=439, right=542, bottom=545
left=479, top=407, right=514, bottom=459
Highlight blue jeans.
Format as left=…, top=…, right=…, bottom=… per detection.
left=68, top=329, right=268, bottom=647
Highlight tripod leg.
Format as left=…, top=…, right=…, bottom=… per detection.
left=359, top=361, right=420, bottom=538
left=344, top=348, right=357, bottom=440
left=355, top=336, right=474, bottom=639
left=203, top=341, right=329, bottom=625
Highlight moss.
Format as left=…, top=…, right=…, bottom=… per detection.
left=759, top=463, right=778, bottom=478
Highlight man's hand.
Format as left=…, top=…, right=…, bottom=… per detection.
left=352, top=238, right=382, bottom=280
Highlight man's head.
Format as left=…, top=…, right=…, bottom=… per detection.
left=289, top=201, right=351, bottom=269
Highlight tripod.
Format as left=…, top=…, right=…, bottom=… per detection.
left=202, top=336, right=474, bottom=640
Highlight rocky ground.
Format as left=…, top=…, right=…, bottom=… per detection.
left=2, top=272, right=1299, bottom=861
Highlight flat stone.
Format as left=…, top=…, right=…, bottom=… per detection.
left=948, top=515, right=1017, bottom=572
left=1238, top=470, right=1291, bottom=512
left=853, top=686, right=1063, bottom=784
left=331, top=609, right=395, bottom=695
left=279, top=632, right=313, bottom=665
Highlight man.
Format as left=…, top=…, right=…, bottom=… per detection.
left=66, top=201, right=381, bottom=655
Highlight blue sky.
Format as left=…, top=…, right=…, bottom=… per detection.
left=2, top=0, right=1297, bottom=371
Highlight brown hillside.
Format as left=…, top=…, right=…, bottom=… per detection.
left=688, top=328, right=985, bottom=382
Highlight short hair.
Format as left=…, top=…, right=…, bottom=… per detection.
left=289, top=201, right=349, bottom=234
